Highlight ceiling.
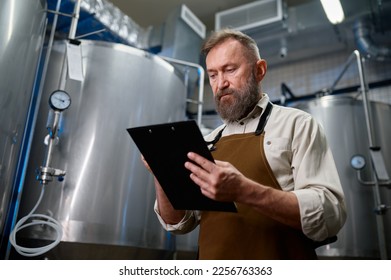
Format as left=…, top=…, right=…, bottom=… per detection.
left=105, top=0, right=391, bottom=65
left=109, top=0, right=313, bottom=32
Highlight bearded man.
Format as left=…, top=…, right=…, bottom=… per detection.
left=149, top=29, right=347, bottom=260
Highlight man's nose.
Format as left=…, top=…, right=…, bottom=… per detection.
left=217, top=74, right=229, bottom=90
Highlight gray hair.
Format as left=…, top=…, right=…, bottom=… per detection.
left=201, top=29, right=261, bottom=61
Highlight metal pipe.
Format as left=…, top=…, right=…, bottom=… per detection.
left=326, top=50, right=377, bottom=146
left=57, top=0, right=82, bottom=91
left=58, top=53, right=68, bottom=90
left=43, top=111, right=61, bottom=168
left=69, top=0, right=82, bottom=40
left=39, top=0, right=82, bottom=184
left=354, top=51, right=375, bottom=146
left=47, top=9, right=74, bottom=18
left=354, top=50, right=388, bottom=259
left=158, top=56, right=205, bottom=126
left=74, top=28, right=106, bottom=39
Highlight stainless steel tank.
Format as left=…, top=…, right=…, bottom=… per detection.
left=0, top=0, right=46, bottom=237
left=291, top=95, right=391, bottom=259
left=14, top=40, right=188, bottom=259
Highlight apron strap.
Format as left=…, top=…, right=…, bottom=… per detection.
left=255, top=102, right=273, bottom=135
left=205, top=102, right=273, bottom=150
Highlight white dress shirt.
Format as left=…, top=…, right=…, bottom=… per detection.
left=155, top=93, right=347, bottom=242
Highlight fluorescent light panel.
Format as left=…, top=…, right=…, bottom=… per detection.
left=320, top=0, right=345, bottom=24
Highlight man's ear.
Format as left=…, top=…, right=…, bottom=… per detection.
left=255, top=59, right=267, bottom=82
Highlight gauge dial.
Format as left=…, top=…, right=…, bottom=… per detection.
left=351, top=155, right=366, bottom=170
left=49, top=90, right=71, bottom=111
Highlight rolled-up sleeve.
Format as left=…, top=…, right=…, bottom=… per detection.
left=154, top=200, right=200, bottom=234
left=291, top=114, right=347, bottom=241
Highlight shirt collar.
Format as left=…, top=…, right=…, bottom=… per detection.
left=232, top=93, right=270, bottom=124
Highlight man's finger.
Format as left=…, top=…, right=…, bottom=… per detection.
left=187, top=152, right=214, bottom=172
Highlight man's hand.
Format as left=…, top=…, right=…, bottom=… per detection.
left=184, top=152, right=247, bottom=202
left=140, top=154, right=152, bottom=173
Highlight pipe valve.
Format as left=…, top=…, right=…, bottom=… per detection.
left=36, top=166, right=66, bottom=184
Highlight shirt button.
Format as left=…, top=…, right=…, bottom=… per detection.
left=240, top=121, right=244, bottom=125
left=266, top=141, right=271, bottom=145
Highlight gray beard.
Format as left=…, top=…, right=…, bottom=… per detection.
left=215, top=73, right=260, bottom=123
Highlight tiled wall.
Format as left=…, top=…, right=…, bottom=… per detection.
left=264, top=49, right=391, bottom=104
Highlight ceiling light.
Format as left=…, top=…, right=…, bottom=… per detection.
left=320, top=0, right=345, bottom=24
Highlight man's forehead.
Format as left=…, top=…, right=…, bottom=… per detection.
left=206, top=40, right=245, bottom=65
left=209, top=38, right=243, bottom=54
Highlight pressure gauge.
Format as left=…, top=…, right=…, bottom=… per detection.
left=49, top=90, right=71, bottom=111
left=351, top=155, right=366, bottom=170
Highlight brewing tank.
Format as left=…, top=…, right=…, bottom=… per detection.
left=14, top=40, right=187, bottom=259
left=291, top=95, right=391, bottom=259
left=0, top=0, right=46, bottom=237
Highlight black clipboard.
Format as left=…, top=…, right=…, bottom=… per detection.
left=127, top=120, right=236, bottom=212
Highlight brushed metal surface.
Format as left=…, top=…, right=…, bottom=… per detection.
left=292, top=95, right=391, bottom=259
left=17, top=40, right=188, bottom=255
left=0, top=0, right=46, bottom=234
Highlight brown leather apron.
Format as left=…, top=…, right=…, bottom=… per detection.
left=198, top=111, right=317, bottom=260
